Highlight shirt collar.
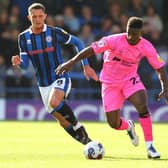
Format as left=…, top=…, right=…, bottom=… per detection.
left=29, top=24, right=47, bottom=34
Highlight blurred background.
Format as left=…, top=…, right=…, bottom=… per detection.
left=0, top=0, right=168, bottom=122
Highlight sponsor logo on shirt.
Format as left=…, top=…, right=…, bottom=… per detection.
left=112, top=56, right=135, bottom=67
left=28, top=47, right=55, bottom=56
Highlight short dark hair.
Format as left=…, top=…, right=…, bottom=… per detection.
left=28, top=3, right=46, bottom=14
left=127, top=17, right=143, bottom=29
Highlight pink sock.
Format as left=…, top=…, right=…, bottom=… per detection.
left=139, top=116, right=153, bottom=141
left=116, top=118, right=129, bottom=130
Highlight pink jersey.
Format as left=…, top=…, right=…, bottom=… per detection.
left=91, top=33, right=165, bottom=83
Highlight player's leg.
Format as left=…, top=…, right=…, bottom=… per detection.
left=105, top=110, right=128, bottom=129
left=48, top=77, right=91, bottom=145
left=102, top=82, right=139, bottom=146
left=51, top=101, right=91, bottom=144
left=127, top=87, right=160, bottom=158
left=105, top=111, right=139, bottom=146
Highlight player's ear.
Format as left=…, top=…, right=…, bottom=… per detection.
left=44, top=13, right=47, bottom=19
left=27, top=15, right=31, bottom=21
left=139, top=29, right=142, bottom=36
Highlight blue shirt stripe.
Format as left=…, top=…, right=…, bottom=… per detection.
left=30, top=34, right=45, bottom=86
left=40, top=32, right=52, bottom=85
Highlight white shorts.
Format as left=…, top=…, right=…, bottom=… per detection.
left=39, top=77, right=71, bottom=113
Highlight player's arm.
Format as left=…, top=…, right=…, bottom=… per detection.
left=56, top=46, right=96, bottom=75
left=56, top=36, right=110, bottom=75
left=144, top=42, right=168, bottom=103
left=69, top=35, right=98, bottom=81
left=11, top=34, right=29, bottom=69
left=11, top=55, right=21, bottom=67
left=56, top=27, right=98, bottom=80
left=11, top=53, right=29, bottom=69
left=68, top=35, right=89, bottom=66
left=155, top=67, right=168, bottom=103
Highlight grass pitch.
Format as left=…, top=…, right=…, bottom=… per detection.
left=0, top=121, right=167, bottom=168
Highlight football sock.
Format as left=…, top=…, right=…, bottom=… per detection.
left=116, top=118, right=129, bottom=130
left=76, top=126, right=92, bottom=144
left=64, top=124, right=91, bottom=145
left=64, top=124, right=80, bottom=142
left=146, top=141, right=153, bottom=149
left=139, top=112, right=153, bottom=142
left=73, top=122, right=82, bottom=131
left=57, top=102, right=78, bottom=125
left=57, top=103, right=91, bottom=145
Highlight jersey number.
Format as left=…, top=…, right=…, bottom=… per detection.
left=56, top=79, right=63, bottom=85
left=130, top=77, right=139, bottom=85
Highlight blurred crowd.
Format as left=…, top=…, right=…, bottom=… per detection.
left=0, top=0, right=168, bottom=101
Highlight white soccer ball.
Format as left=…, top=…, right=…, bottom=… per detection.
left=84, top=141, right=105, bottom=159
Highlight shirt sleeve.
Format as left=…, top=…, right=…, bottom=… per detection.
left=144, top=41, right=165, bottom=69
left=56, top=27, right=71, bottom=44
left=56, top=28, right=89, bottom=65
left=68, top=35, right=89, bottom=65
left=91, top=36, right=111, bottom=54
left=18, top=34, right=29, bottom=69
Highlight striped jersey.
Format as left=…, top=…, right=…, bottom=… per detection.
left=18, top=24, right=79, bottom=86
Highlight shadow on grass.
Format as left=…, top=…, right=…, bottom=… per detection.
left=104, top=155, right=168, bottom=161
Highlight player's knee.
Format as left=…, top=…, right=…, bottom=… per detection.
left=136, top=103, right=148, bottom=113
left=49, top=99, right=61, bottom=109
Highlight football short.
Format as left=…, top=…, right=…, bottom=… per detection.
left=101, top=75, right=145, bottom=112
left=39, top=77, right=71, bottom=113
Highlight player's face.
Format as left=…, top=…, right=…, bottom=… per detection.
left=126, top=28, right=142, bottom=45
left=28, top=9, right=47, bottom=29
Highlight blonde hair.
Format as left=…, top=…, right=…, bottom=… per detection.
left=28, top=3, right=46, bottom=15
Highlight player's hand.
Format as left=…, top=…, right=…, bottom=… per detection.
left=55, top=60, right=73, bottom=75
left=11, top=55, right=21, bottom=67
left=157, top=88, right=168, bottom=104
left=83, top=65, right=99, bottom=81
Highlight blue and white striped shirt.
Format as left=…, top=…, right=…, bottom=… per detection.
left=18, top=24, right=88, bottom=86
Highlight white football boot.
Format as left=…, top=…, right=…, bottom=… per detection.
left=147, top=145, right=160, bottom=159
left=127, top=120, right=139, bottom=146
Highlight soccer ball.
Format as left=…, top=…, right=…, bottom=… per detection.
left=84, top=141, right=105, bottom=159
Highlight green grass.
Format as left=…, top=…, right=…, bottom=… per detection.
left=0, top=121, right=167, bottom=168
